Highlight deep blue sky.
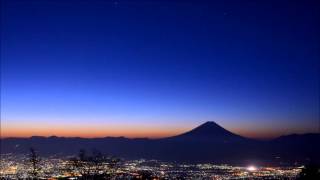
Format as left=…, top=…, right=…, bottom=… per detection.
left=1, top=0, right=319, bottom=138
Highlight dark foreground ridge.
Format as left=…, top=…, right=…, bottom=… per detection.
left=1, top=121, right=319, bottom=165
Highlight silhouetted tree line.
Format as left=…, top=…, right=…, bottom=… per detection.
left=66, top=149, right=121, bottom=180
left=25, top=148, right=121, bottom=179
left=28, top=148, right=41, bottom=179
left=25, top=148, right=160, bottom=180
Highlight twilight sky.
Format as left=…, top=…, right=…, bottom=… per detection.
left=1, top=0, right=319, bottom=139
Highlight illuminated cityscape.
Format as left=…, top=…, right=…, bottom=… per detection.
left=0, top=153, right=302, bottom=179
left=1, top=0, right=319, bottom=179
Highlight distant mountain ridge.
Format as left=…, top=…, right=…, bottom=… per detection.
left=1, top=121, right=319, bottom=165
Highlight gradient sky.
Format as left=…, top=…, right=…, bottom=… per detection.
left=1, top=0, right=319, bottom=139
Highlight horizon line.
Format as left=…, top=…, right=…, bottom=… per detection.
left=1, top=120, right=318, bottom=140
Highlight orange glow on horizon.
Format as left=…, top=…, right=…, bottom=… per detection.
left=0, top=123, right=190, bottom=139
left=1, top=126, right=284, bottom=140
left=1, top=121, right=316, bottom=139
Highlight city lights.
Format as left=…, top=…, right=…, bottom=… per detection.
left=0, top=154, right=302, bottom=179
left=247, top=165, right=257, bottom=171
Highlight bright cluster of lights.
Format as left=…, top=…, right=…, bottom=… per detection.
left=247, top=165, right=257, bottom=171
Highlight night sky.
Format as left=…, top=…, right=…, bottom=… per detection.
left=1, top=0, right=319, bottom=139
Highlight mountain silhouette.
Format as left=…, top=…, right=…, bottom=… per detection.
left=168, top=121, right=246, bottom=142
left=1, top=122, right=319, bottom=165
